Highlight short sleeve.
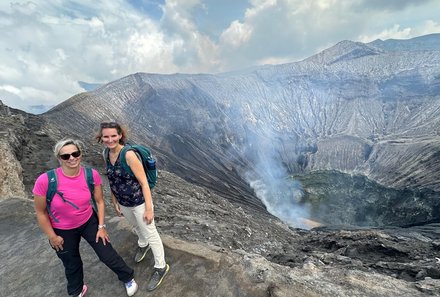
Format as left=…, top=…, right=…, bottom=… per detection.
left=92, top=168, right=102, bottom=186
left=32, top=172, right=49, bottom=197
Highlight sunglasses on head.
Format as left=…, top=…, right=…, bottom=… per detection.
left=100, top=122, right=119, bottom=128
left=59, top=151, right=81, bottom=160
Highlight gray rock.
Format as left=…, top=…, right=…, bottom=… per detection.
left=2, top=196, right=438, bottom=297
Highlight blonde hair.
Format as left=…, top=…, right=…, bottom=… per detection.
left=53, top=138, right=85, bottom=158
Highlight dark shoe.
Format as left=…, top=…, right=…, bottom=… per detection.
left=134, top=244, right=151, bottom=263
left=146, top=264, right=170, bottom=291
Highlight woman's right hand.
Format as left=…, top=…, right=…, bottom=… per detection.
left=113, top=201, right=123, bottom=217
left=49, top=235, right=64, bottom=251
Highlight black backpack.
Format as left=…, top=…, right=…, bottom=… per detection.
left=46, top=167, right=96, bottom=222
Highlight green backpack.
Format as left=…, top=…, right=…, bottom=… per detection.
left=104, top=143, right=158, bottom=189
left=46, top=167, right=96, bottom=222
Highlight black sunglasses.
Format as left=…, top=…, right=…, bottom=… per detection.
left=59, top=151, right=81, bottom=160
left=100, top=122, right=119, bottom=128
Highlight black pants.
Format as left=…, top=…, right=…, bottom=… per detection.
left=53, top=214, right=134, bottom=296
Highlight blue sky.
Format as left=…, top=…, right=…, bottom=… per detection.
left=1, top=0, right=440, bottom=113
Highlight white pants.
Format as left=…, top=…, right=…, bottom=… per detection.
left=119, top=203, right=166, bottom=269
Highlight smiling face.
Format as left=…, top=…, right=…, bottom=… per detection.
left=58, top=144, right=82, bottom=169
left=101, top=127, right=122, bottom=149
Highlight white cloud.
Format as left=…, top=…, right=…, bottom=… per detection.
left=0, top=65, right=21, bottom=81
left=358, top=25, right=413, bottom=42
left=0, top=0, right=439, bottom=113
left=220, top=20, right=253, bottom=48
left=416, top=20, right=440, bottom=36
left=358, top=21, right=440, bottom=43
left=0, top=85, right=20, bottom=95
left=125, top=28, right=180, bottom=73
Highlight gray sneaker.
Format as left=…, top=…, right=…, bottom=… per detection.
left=134, top=244, right=151, bottom=263
left=146, top=264, right=170, bottom=291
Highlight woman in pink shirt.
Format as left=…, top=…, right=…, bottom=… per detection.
left=33, top=139, right=138, bottom=297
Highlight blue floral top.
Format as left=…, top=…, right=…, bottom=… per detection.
left=106, top=150, right=144, bottom=207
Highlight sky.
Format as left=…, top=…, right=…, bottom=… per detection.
left=1, top=0, right=440, bottom=114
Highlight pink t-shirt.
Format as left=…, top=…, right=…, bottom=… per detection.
left=33, top=167, right=102, bottom=230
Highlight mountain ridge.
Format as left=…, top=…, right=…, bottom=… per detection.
left=1, top=34, right=440, bottom=296
left=369, top=33, right=440, bottom=51
left=41, top=34, right=440, bottom=227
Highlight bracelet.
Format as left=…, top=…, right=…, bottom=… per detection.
left=98, top=224, right=106, bottom=229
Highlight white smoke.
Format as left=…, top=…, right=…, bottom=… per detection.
left=242, top=131, right=313, bottom=229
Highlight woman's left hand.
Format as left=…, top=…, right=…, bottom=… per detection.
left=96, top=228, right=110, bottom=245
left=144, top=209, right=154, bottom=225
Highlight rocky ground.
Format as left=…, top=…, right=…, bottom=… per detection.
left=1, top=172, right=440, bottom=297
left=1, top=101, right=440, bottom=296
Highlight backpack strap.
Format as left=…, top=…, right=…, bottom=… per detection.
left=84, top=167, right=97, bottom=212
left=46, top=167, right=96, bottom=222
left=119, top=145, right=134, bottom=175
left=102, top=148, right=110, bottom=165
left=119, top=144, right=147, bottom=175
left=45, top=169, right=80, bottom=222
left=46, top=169, right=60, bottom=223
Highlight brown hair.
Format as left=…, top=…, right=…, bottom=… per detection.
left=96, top=122, right=128, bottom=144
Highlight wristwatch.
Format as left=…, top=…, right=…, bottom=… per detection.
left=98, top=224, right=106, bottom=230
